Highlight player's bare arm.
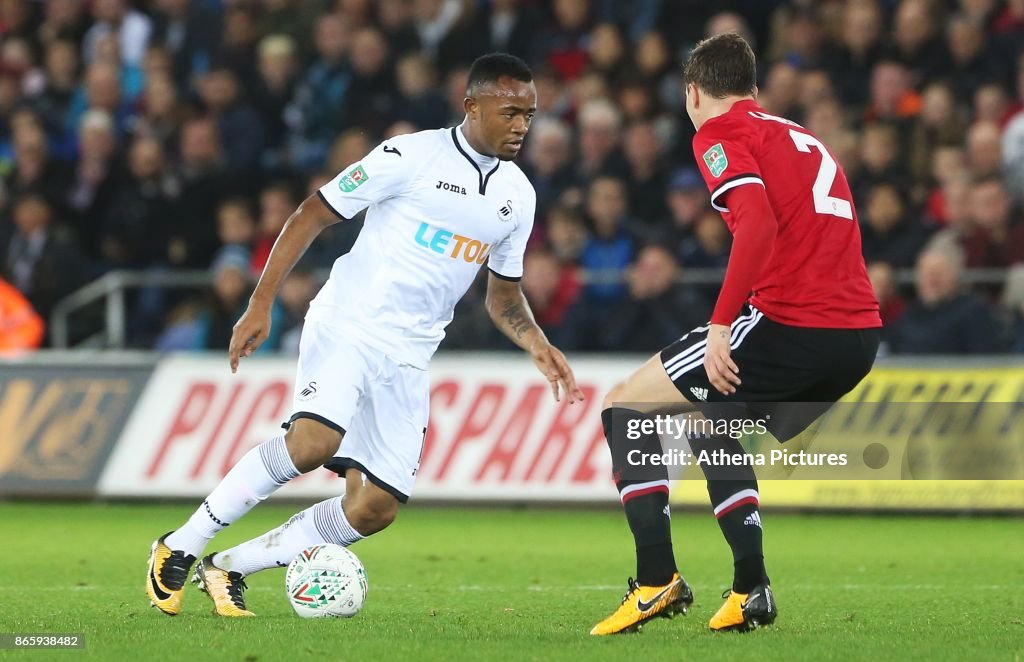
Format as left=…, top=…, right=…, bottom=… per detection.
left=229, top=194, right=342, bottom=373
left=485, top=272, right=584, bottom=403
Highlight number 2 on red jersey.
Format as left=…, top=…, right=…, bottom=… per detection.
left=787, top=129, right=853, bottom=220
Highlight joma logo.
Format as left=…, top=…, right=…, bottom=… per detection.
left=436, top=180, right=467, bottom=195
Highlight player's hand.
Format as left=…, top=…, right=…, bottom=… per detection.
left=704, top=323, right=740, bottom=396
left=530, top=341, right=585, bottom=404
left=228, top=301, right=272, bottom=373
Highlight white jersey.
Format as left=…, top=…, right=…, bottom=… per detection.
left=310, top=126, right=536, bottom=369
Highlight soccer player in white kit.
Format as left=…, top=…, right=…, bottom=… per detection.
left=145, top=54, right=584, bottom=617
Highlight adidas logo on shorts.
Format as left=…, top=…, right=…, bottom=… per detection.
left=690, top=386, right=709, bottom=401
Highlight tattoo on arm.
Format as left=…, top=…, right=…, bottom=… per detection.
left=501, top=299, right=533, bottom=339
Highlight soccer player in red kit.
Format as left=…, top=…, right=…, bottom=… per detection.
left=590, top=33, right=881, bottom=635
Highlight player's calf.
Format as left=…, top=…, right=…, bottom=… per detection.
left=284, top=418, right=344, bottom=473
left=341, top=475, right=400, bottom=535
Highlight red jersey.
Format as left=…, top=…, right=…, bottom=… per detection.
left=693, top=100, right=881, bottom=329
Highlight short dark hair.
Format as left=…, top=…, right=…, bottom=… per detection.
left=683, top=33, right=757, bottom=98
left=466, top=53, right=533, bottom=95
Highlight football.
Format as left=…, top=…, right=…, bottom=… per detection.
left=285, top=544, right=368, bottom=618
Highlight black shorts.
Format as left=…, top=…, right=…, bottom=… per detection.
left=659, top=305, right=881, bottom=442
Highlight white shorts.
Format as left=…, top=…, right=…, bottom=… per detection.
left=287, top=321, right=429, bottom=502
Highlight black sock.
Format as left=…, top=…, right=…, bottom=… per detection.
left=690, top=434, right=769, bottom=593
left=603, top=408, right=677, bottom=586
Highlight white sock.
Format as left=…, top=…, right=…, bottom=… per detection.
left=213, top=496, right=365, bottom=576
left=165, top=436, right=299, bottom=558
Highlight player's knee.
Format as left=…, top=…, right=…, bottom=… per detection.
left=345, top=493, right=398, bottom=536
left=603, top=382, right=626, bottom=410
left=284, top=419, right=343, bottom=473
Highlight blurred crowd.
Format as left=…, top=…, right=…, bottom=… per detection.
left=1, top=0, right=1023, bottom=355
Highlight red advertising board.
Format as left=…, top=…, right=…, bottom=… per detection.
left=99, top=355, right=633, bottom=501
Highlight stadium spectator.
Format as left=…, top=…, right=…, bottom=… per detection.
left=705, top=11, right=755, bottom=44
left=959, top=176, right=1024, bottom=268
left=827, top=0, right=884, bottom=108
left=466, top=0, right=541, bottom=62
left=759, top=60, right=801, bottom=119
left=678, top=208, right=731, bottom=270
left=889, top=243, right=998, bottom=353
left=545, top=205, right=588, bottom=265
left=891, top=0, right=945, bottom=82
left=412, top=0, right=473, bottom=73
left=150, top=0, right=222, bottom=86
left=0, top=194, right=86, bottom=323
left=252, top=34, right=299, bottom=167
left=942, top=13, right=1007, bottom=101
left=133, top=73, right=184, bottom=150
left=974, top=82, right=1014, bottom=127
left=251, top=182, right=297, bottom=275
left=215, top=197, right=257, bottom=259
left=864, top=59, right=921, bottom=126
left=580, top=176, right=635, bottom=299
left=601, top=244, right=710, bottom=353
left=35, top=39, right=80, bottom=149
left=65, top=61, right=134, bottom=138
left=1, top=117, right=69, bottom=212
left=287, top=12, right=352, bottom=170
left=771, top=5, right=827, bottom=71
left=158, top=247, right=284, bottom=352
left=100, top=136, right=177, bottom=267
left=167, top=117, right=230, bottom=268
left=575, top=98, right=626, bottom=181
left=909, top=82, right=966, bottom=186
left=521, top=247, right=580, bottom=345
left=90, top=32, right=144, bottom=106
left=587, top=22, right=629, bottom=82
left=633, top=30, right=681, bottom=110
left=0, top=275, right=44, bottom=352
left=622, top=120, right=668, bottom=228
left=860, top=183, right=931, bottom=268
left=522, top=117, right=575, bottom=219
left=538, top=0, right=591, bottom=81
left=67, top=110, right=122, bottom=258
left=343, top=27, right=399, bottom=137
left=2, top=35, right=43, bottom=94
left=867, top=260, right=906, bottom=351
left=82, top=0, right=153, bottom=68
left=276, top=268, right=317, bottom=355
left=394, top=52, right=448, bottom=131
left=376, top=0, right=419, bottom=60
left=216, top=3, right=261, bottom=90
left=561, top=177, right=636, bottom=351
left=197, top=66, right=267, bottom=174
left=966, top=120, right=1005, bottom=180
left=664, top=167, right=709, bottom=243
left=38, top=0, right=89, bottom=48
left=853, top=123, right=911, bottom=202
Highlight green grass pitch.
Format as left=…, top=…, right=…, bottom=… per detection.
left=0, top=502, right=1021, bottom=661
